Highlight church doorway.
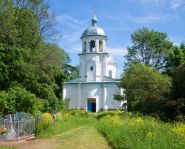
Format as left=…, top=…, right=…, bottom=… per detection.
left=87, top=98, right=96, bottom=112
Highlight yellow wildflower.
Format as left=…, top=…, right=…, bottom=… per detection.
left=171, top=123, right=185, bottom=137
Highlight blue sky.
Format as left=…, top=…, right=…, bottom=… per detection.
left=46, top=0, right=185, bottom=77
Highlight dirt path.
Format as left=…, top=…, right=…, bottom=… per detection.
left=0, top=126, right=111, bottom=149
left=54, top=126, right=111, bottom=149
left=0, top=138, right=57, bottom=149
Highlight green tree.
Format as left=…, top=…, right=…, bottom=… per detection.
left=165, top=43, right=185, bottom=75
left=121, top=63, right=171, bottom=114
left=126, top=28, right=173, bottom=70
left=0, top=0, right=71, bottom=114
left=165, top=64, right=185, bottom=120
left=172, top=64, right=185, bottom=99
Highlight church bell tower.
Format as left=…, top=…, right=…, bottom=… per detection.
left=79, top=13, right=116, bottom=82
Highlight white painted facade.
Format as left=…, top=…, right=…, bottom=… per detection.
left=63, top=14, right=122, bottom=112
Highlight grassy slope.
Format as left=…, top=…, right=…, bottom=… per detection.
left=37, top=116, right=112, bottom=149
left=54, top=126, right=111, bottom=149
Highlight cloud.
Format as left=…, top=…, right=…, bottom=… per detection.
left=170, top=0, right=185, bottom=9
left=137, top=0, right=165, bottom=6
left=132, top=14, right=172, bottom=24
left=55, top=14, right=87, bottom=53
left=134, top=16, right=162, bottom=23
left=68, top=44, right=81, bottom=53
left=56, top=14, right=87, bottom=30
left=135, top=0, right=185, bottom=9
left=61, top=31, right=81, bottom=44
left=108, top=47, right=128, bottom=57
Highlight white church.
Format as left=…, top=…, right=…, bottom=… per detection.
left=63, top=13, right=122, bottom=112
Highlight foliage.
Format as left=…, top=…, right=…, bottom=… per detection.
left=0, top=0, right=75, bottom=115
left=172, top=64, right=185, bottom=99
left=126, top=28, right=173, bottom=70
left=37, top=112, right=54, bottom=130
left=120, top=63, right=171, bottom=115
left=165, top=43, right=185, bottom=75
left=165, top=64, right=185, bottom=121
left=64, top=110, right=89, bottom=117
left=97, top=113, right=185, bottom=149
left=0, top=86, right=42, bottom=116
left=96, top=110, right=123, bottom=119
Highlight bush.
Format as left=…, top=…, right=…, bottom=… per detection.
left=0, top=86, right=43, bottom=116
left=55, top=112, right=69, bottom=121
left=36, top=112, right=54, bottom=135
left=96, top=110, right=123, bottom=119
left=64, top=110, right=89, bottom=117
left=38, top=113, right=54, bottom=129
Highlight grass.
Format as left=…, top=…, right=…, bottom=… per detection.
left=97, top=113, right=185, bottom=149
left=37, top=115, right=97, bottom=138
left=37, top=114, right=111, bottom=149
left=2, top=111, right=185, bottom=149
left=54, top=125, right=111, bottom=149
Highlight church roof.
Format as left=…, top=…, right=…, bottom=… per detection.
left=81, top=13, right=106, bottom=38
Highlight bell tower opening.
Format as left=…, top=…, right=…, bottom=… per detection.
left=90, top=40, right=95, bottom=52
left=99, top=40, right=103, bottom=52
left=83, top=42, right=86, bottom=53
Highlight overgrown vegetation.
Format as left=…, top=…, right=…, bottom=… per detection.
left=97, top=112, right=185, bottom=149
left=35, top=110, right=185, bottom=149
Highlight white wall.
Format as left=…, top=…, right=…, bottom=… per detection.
left=64, top=82, right=121, bottom=112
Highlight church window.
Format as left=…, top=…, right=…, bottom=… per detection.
left=90, top=40, right=95, bottom=52
left=83, top=42, right=86, bottom=53
left=90, top=66, right=93, bottom=71
left=99, top=40, right=103, bottom=52
left=109, top=70, right=113, bottom=78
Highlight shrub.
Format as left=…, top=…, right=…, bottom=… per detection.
left=37, top=112, right=54, bottom=133
left=64, top=110, right=89, bottom=117
left=96, top=110, right=123, bottom=119
left=0, top=86, right=43, bottom=116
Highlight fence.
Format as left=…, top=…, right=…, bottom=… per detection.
left=0, top=114, right=35, bottom=141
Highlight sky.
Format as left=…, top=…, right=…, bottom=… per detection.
left=46, top=0, right=185, bottom=77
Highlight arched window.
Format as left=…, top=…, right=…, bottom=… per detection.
left=83, top=42, right=86, bottom=53
left=99, top=40, right=103, bottom=52
left=109, top=70, right=113, bottom=78
left=90, top=40, right=95, bottom=52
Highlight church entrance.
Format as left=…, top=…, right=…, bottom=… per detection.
left=87, top=98, right=96, bottom=112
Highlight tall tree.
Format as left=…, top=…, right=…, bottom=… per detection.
left=165, top=64, right=185, bottom=120
left=120, top=63, right=171, bottom=114
left=125, top=28, right=173, bottom=70
left=0, top=0, right=71, bottom=114
left=165, top=43, right=185, bottom=75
